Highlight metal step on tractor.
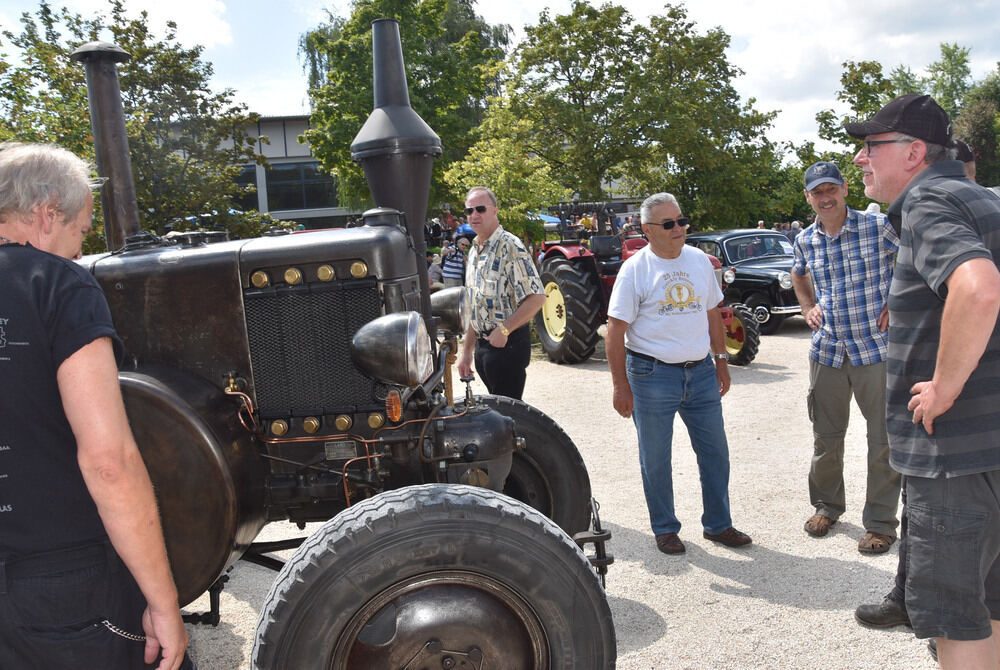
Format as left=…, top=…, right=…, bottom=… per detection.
left=534, top=204, right=760, bottom=367
left=72, top=19, right=615, bottom=669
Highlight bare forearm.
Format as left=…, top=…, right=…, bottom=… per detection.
left=934, top=259, right=1000, bottom=399
left=80, top=448, right=178, bottom=610
left=791, top=272, right=816, bottom=311
left=59, top=339, right=179, bottom=612
left=606, top=318, right=629, bottom=389
left=707, top=308, right=727, bottom=354
left=503, top=293, right=546, bottom=332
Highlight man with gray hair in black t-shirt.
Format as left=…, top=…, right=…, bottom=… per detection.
left=848, top=95, right=1000, bottom=669
left=0, top=142, right=188, bottom=669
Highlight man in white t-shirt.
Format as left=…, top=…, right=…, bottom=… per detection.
left=606, top=192, right=752, bottom=555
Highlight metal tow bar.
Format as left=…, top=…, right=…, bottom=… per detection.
left=573, top=497, right=613, bottom=588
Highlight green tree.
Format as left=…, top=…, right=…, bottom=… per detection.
left=0, top=0, right=281, bottom=252
left=507, top=1, right=778, bottom=228
left=302, top=0, right=509, bottom=212
left=815, top=60, right=894, bottom=146
left=956, top=66, right=1000, bottom=186
left=443, top=95, right=570, bottom=239
left=925, top=42, right=971, bottom=119
left=888, top=65, right=923, bottom=96
left=298, top=11, right=345, bottom=94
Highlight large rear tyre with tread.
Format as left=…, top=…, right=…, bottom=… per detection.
left=476, top=395, right=592, bottom=536
left=251, top=484, right=616, bottom=670
left=725, top=303, right=760, bottom=366
left=534, top=257, right=602, bottom=364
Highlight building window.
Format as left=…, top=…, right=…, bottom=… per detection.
left=234, top=165, right=258, bottom=212
left=266, top=161, right=337, bottom=211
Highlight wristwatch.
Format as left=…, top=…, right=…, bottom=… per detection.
left=498, top=324, right=510, bottom=336
left=713, top=353, right=729, bottom=361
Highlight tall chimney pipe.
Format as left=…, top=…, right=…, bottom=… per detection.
left=351, top=19, right=442, bottom=327
left=71, top=42, right=141, bottom=253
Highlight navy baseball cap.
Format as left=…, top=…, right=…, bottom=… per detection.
left=804, top=161, right=844, bottom=191
left=844, top=94, right=953, bottom=147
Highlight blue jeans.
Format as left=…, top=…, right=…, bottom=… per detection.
left=628, top=353, right=733, bottom=536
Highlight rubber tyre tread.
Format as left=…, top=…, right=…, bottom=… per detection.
left=534, top=257, right=602, bottom=364
left=479, top=394, right=592, bottom=536
left=746, top=294, right=785, bottom=335
left=251, top=484, right=616, bottom=670
left=726, top=303, right=760, bottom=366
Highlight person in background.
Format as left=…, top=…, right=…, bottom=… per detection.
left=848, top=94, right=1000, bottom=669
left=457, top=186, right=546, bottom=399
left=606, top=191, right=751, bottom=555
left=426, top=250, right=444, bottom=291
left=441, top=237, right=469, bottom=288
left=0, top=142, right=189, bottom=669
left=854, top=136, right=980, bottom=650
left=791, top=160, right=900, bottom=555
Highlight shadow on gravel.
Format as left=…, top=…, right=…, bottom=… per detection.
left=606, top=595, right=668, bottom=656
left=605, top=521, right=896, bottom=612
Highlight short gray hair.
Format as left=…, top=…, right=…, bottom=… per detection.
left=640, top=192, right=680, bottom=223
left=465, top=186, right=497, bottom=207
left=0, top=142, right=94, bottom=224
left=894, top=133, right=957, bottom=165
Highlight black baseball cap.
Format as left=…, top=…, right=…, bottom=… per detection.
left=954, top=139, right=975, bottom=163
left=804, top=161, right=844, bottom=190
left=844, top=94, right=953, bottom=147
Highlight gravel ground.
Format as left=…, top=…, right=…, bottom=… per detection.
left=184, top=317, right=935, bottom=669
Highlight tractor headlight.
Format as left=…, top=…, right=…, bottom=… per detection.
left=723, top=268, right=736, bottom=285
left=351, top=311, right=434, bottom=387
left=430, top=286, right=471, bottom=336
left=778, top=271, right=792, bottom=290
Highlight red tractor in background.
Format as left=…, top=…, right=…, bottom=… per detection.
left=534, top=202, right=760, bottom=366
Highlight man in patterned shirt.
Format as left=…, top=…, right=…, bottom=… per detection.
left=848, top=94, right=1000, bottom=668
left=791, top=160, right=900, bottom=554
left=457, top=186, right=545, bottom=399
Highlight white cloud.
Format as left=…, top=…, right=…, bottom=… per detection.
left=59, top=0, right=232, bottom=48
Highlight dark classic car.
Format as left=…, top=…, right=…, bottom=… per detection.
left=686, top=229, right=801, bottom=334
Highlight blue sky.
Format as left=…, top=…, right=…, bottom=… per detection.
left=3, top=0, right=1000, bottom=150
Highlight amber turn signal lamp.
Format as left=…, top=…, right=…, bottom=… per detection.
left=385, top=390, right=402, bottom=422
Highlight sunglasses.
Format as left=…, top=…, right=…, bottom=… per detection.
left=863, top=138, right=913, bottom=156
left=464, top=205, right=489, bottom=215
left=646, top=217, right=689, bottom=230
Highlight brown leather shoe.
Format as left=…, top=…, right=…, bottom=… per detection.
left=804, top=513, right=836, bottom=537
left=703, top=527, right=752, bottom=547
left=858, top=532, right=895, bottom=554
left=655, top=532, right=686, bottom=554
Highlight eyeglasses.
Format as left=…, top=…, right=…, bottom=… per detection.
left=646, top=217, right=689, bottom=230
left=464, top=205, right=489, bottom=215
left=864, top=138, right=913, bottom=156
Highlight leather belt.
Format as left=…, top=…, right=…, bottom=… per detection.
left=626, top=348, right=705, bottom=368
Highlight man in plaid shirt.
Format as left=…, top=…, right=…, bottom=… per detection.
left=791, top=160, right=901, bottom=554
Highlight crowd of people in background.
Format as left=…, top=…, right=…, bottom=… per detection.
left=757, top=219, right=802, bottom=241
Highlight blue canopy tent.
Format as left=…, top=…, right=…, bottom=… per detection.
left=529, top=211, right=561, bottom=224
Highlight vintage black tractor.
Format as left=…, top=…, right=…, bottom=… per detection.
left=72, top=19, right=614, bottom=669
left=535, top=205, right=760, bottom=366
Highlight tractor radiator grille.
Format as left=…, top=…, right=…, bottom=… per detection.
left=244, top=280, right=386, bottom=417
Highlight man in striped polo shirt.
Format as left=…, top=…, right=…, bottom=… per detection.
left=848, top=94, right=1000, bottom=669
left=791, top=160, right=900, bottom=555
